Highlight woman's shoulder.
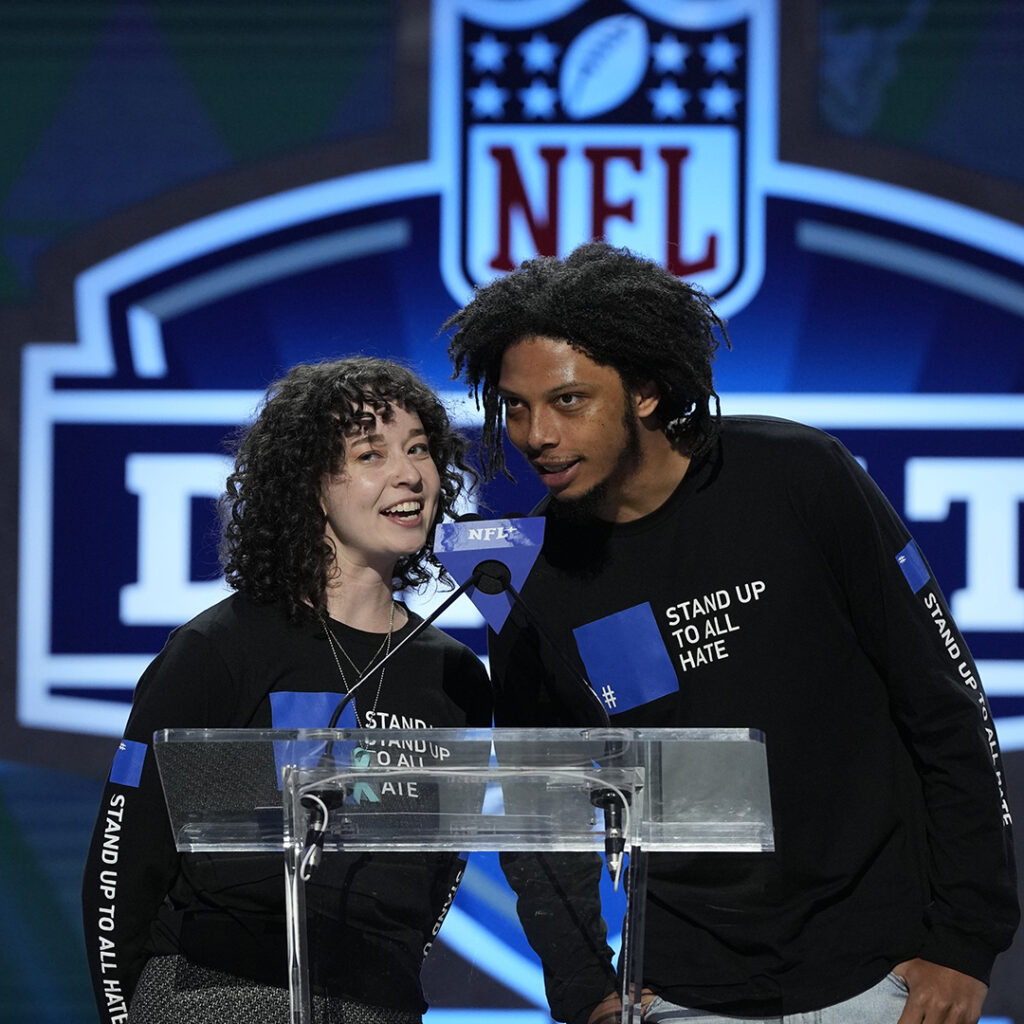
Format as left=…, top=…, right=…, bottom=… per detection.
left=171, top=592, right=298, bottom=648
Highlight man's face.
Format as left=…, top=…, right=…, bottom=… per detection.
left=497, top=335, right=641, bottom=515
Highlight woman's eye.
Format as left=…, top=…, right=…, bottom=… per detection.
left=409, top=443, right=430, bottom=457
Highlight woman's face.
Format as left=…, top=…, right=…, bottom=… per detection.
left=320, top=404, right=441, bottom=574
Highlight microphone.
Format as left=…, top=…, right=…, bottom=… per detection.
left=604, top=798, right=624, bottom=879
left=473, top=558, right=511, bottom=595
left=590, top=784, right=630, bottom=884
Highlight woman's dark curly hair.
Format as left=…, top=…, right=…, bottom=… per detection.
left=444, top=240, right=729, bottom=479
left=219, top=357, right=475, bottom=621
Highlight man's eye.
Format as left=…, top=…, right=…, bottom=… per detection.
left=556, top=393, right=580, bottom=406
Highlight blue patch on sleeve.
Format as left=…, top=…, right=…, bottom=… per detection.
left=109, top=739, right=147, bottom=788
left=896, top=540, right=930, bottom=593
left=573, top=603, right=678, bottom=714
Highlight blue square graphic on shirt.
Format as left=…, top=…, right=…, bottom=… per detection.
left=109, top=739, right=147, bottom=788
left=896, top=540, right=930, bottom=593
left=270, top=690, right=349, bottom=730
left=573, top=603, right=678, bottom=715
left=269, top=690, right=350, bottom=788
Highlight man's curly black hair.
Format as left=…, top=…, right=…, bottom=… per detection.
left=219, top=356, right=475, bottom=621
left=444, top=240, right=729, bottom=480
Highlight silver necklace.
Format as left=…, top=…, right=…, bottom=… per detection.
left=319, top=602, right=395, bottom=725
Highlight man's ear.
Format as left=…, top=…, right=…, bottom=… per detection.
left=633, top=380, right=661, bottom=419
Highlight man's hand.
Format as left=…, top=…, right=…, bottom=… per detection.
left=892, top=959, right=988, bottom=1024
left=586, top=989, right=655, bottom=1024
left=587, top=992, right=622, bottom=1024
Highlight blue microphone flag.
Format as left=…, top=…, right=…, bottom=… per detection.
left=434, top=517, right=545, bottom=632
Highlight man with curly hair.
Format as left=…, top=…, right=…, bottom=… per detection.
left=443, top=242, right=1017, bottom=1024
left=83, top=357, right=491, bottom=1024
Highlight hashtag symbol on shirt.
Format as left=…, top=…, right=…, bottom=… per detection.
left=601, top=686, right=617, bottom=708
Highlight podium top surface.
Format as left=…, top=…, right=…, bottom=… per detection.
left=153, top=726, right=774, bottom=855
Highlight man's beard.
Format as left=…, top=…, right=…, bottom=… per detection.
left=552, top=403, right=642, bottom=521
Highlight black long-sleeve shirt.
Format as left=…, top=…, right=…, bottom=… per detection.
left=82, top=595, right=492, bottom=1023
left=491, top=416, right=1018, bottom=1021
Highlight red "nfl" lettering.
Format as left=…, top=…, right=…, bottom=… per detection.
left=487, top=144, right=717, bottom=277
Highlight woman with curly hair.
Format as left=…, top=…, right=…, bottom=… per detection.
left=82, top=357, right=492, bottom=1024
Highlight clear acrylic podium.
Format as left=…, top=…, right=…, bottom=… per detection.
left=153, top=726, right=773, bottom=1024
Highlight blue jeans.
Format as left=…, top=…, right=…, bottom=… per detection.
left=643, top=973, right=909, bottom=1023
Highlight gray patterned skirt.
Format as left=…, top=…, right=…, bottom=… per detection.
left=129, top=955, right=421, bottom=1024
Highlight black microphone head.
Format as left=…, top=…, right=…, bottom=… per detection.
left=474, top=558, right=512, bottom=595
left=455, top=512, right=485, bottom=522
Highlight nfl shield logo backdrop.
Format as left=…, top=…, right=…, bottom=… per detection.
left=434, top=0, right=770, bottom=314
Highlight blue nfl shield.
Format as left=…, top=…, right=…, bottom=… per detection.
left=435, top=0, right=768, bottom=314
